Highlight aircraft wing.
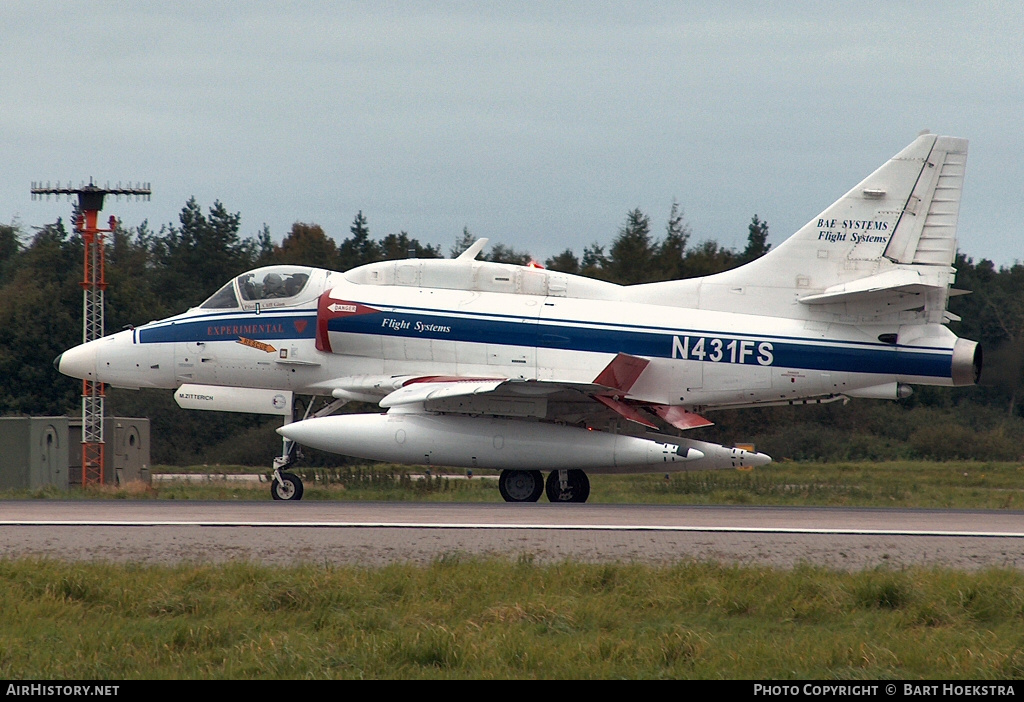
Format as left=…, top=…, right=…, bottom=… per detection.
left=379, top=378, right=508, bottom=407
left=335, top=353, right=713, bottom=431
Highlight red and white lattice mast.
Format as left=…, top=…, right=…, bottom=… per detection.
left=31, top=180, right=150, bottom=487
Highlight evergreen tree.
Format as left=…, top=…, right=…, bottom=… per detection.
left=252, top=224, right=276, bottom=268
left=486, top=243, right=532, bottom=265
left=656, top=200, right=691, bottom=280
left=0, top=223, right=20, bottom=280
left=951, top=256, right=1024, bottom=415
left=105, top=220, right=164, bottom=331
left=581, top=242, right=609, bottom=279
left=379, top=231, right=442, bottom=260
left=337, top=211, right=381, bottom=270
left=948, top=255, right=1001, bottom=346
left=545, top=249, right=580, bottom=274
left=153, top=198, right=253, bottom=309
left=0, top=219, right=82, bottom=414
left=682, top=239, right=737, bottom=277
left=607, top=208, right=656, bottom=284
left=449, top=226, right=477, bottom=258
left=740, top=214, right=771, bottom=263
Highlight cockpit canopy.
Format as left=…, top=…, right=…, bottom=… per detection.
left=200, top=266, right=321, bottom=310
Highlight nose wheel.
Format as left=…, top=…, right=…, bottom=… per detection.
left=269, top=396, right=349, bottom=501
left=271, top=471, right=304, bottom=501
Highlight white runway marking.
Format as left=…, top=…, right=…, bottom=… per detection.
left=3, top=519, right=1024, bottom=538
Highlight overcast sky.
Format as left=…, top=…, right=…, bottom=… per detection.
left=3, top=2, right=1022, bottom=267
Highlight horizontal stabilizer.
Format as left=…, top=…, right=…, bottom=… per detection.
left=797, top=268, right=946, bottom=305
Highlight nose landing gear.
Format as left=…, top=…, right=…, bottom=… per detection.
left=270, top=396, right=349, bottom=501
left=271, top=470, right=304, bottom=501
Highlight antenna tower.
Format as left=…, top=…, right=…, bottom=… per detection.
left=31, top=180, right=151, bottom=487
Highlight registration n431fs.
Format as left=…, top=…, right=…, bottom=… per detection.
left=56, top=133, right=981, bottom=502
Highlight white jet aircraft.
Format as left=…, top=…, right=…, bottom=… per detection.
left=56, top=132, right=981, bottom=503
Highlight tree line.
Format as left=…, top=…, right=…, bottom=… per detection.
left=0, top=197, right=1022, bottom=465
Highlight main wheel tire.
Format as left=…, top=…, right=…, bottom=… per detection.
left=271, top=471, right=304, bottom=501
left=498, top=469, right=544, bottom=503
left=545, top=469, right=591, bottom=503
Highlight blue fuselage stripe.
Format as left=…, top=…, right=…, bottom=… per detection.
left=138, top=315, right=318, bottom=344
left=329, top=309, right=953, bottom=378
left=134, top=306, right=953, bottom=379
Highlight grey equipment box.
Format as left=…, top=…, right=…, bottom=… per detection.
left=67, top=417, right=151, bottom=486
left=0, top=416, right=70, bottom=490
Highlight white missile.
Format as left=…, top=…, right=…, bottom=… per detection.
left=651, top=434, right=774, bottom=472
left=278, top=412, right=771, bottom=473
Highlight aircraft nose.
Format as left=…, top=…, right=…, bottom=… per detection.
left=56, top=341, right=98, bottom=380
left=53, top=353, right=62, bottom=372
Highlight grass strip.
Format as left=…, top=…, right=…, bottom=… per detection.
left=2, top=558, right=1024, bottom=679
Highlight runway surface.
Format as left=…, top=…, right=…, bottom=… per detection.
left=2, top=501, right=1023, bottom=570
left=2, top=501, right=1024, bottom=573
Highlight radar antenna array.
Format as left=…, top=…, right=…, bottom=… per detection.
left=30, top=180, right=151, bottom=488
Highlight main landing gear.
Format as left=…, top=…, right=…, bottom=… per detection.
left=498, top=469, right=591, bottom=504
left=545, top=469, right=590, bottom=503
left=497, top=469, right=544, bottom=503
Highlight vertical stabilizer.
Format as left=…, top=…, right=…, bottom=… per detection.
left=742, top=132, right=968, bottom=277
left=630, top=133, right=969, bottom=323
